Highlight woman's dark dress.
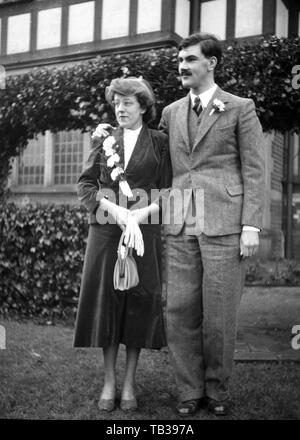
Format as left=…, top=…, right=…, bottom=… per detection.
left=73, top=124, right=172, bottom=349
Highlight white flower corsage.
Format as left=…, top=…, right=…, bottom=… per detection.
left=209, top=99, right=226, bottom=116
left=101, top=135, right=133, bottom=198
left=110, top=166, right=124, bottom=181
left=107, top=153, right=120, bottom=168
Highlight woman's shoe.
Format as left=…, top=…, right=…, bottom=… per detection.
left=98, top=398, right=115, bottom=412
left=120, top=397, right=138, bottom=412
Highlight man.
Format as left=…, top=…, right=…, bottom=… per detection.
left=158, top=33, right=265, bottom=416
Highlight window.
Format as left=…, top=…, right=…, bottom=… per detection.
left=53, top=130, right=84, bottom=185
left=175, top=0, right=190, bottom=38
left=12, top=130, right=88, bottom=189
left=18, top=136, right=45, bottom=186
left=68, top=1, right=95, bottom=45
left=200, top=0, right=226, bottom=41
left=101, top=0, right=130, bottom=39
left=7, top=13, right=31, bottom=54
left=235, top=0, right=263, bottom=38
left=275, top=0, right=288, bottom=38
left=137, top=0, right=161, bottom=34
left=37, top=7, right=62, bottom=50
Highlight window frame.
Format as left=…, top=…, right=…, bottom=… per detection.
left=9, top=129, right=91, bottom=193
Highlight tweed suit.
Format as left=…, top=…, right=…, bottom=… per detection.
left=159, top=86, right=265, bottom=401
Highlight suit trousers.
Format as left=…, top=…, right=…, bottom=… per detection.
left=165, top=230, right=246, bottom=402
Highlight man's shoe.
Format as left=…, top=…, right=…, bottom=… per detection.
left=176, top=398, right=203, bottom=417
left=207, top=398, right=229, bottom=416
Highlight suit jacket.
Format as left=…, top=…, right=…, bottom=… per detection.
left=77, top=124, right=172, bottom=224
left=159, top=86, right=265, bottom=236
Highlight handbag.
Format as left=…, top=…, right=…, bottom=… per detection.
left=113, top=231, right=139, bottom=291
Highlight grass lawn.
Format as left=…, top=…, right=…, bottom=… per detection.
left=0, top=319, right=299, bottom=420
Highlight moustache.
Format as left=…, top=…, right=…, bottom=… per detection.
left=180, top=70, right=192, bottom=77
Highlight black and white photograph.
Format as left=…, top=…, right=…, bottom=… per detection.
left=0, top=0, right=300, bottom=424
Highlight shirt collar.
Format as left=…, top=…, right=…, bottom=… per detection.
left=190, top=83, right=218, bottom=109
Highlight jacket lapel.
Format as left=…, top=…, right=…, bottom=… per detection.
left=176, top=94, right=190, bottom=151
left=123, top=124, right=150, bottom=175
left=192, top=86, right=230, bottom=151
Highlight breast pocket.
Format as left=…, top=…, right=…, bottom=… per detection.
left=216, top=123, right=236, bottom=133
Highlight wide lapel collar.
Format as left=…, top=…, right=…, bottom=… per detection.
left=123, top=123, right=149, bottom=175
left=176, top=94, right=190, bottom=151
left=192, top=86, right=230, bottom=151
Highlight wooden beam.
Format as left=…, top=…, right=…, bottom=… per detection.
left=129, top=0, right=138, bottom=37
left=94, top=0, right=102, bottom=41
left=161, top=0, right=175, bottom=32
left=0, top=15, right=7, bottom=55
left=30, top=6, right=37, bottom=53
left=285, top=133, right=294, bottom=258
left=288, top=0, right=299, bottom=37
left=190, top=0, right=200, bottom=34
left=2, top=30, right=181, bottom=71
left=226, top=0, right=236, bottom=40
left=263, top=0, right=276, bottom=35
left=61, top=2, right=68, bottom=47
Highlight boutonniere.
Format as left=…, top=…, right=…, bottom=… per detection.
left=209, top=98, right=226, bottom=116
left=101, top=134, right=133, bottom=198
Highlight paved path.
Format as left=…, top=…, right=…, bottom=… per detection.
left=235, top=286, right=300, bottom=362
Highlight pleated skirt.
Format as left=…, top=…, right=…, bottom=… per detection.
left=73, top=223, right=166, bottom=349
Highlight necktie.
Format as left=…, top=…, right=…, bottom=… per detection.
left=193, top=96, right=203, bottom=117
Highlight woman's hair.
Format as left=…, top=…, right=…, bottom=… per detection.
left=105, top=77, right=156, bottom=123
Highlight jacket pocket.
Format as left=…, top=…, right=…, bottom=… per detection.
left=216, top=123, right=236, bottom=132
left=226, top=184, right=244, bottom=196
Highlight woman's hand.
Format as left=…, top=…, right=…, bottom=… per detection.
left=130, top=204, right=159, bottom=225
left=130, top=207, right=149, bottom=225
left=114, top=206, right=130, bottom=231
left=92, top=123, right=115, bottom=140
left=124, top=215, right=144, bottom=257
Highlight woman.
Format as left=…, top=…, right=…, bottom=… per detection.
left=73, top=77, right=172, bottom=412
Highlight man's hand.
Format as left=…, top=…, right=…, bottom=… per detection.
left=240, top=231, right=259, bottom=258
left=91, top=123, right=115, bottom=140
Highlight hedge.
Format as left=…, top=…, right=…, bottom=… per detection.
left=1, top=204, right=300, bottom=322
left=0, top=36, right=300, bottom=198
left=0, top=203, right=88, bottom=320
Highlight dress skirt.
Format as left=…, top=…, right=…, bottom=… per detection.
left=73, top=223, right=166, bottom=349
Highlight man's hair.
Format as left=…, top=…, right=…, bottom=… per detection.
left=178, top=33, right=222, bottom=67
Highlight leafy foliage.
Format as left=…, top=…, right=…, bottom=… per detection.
left=0, top=35, right=299, bottom=197
left=0, top=203, right=88, bottom=320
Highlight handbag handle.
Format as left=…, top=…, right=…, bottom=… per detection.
left=117, top=231, right=133, bottom=277
left=117, top=231, right=133, bottom=258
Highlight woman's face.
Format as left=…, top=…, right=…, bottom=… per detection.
left=114, top=93, right=145, bottom=130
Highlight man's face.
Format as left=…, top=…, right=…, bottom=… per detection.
left=178, top=44, right=211, bottom=91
